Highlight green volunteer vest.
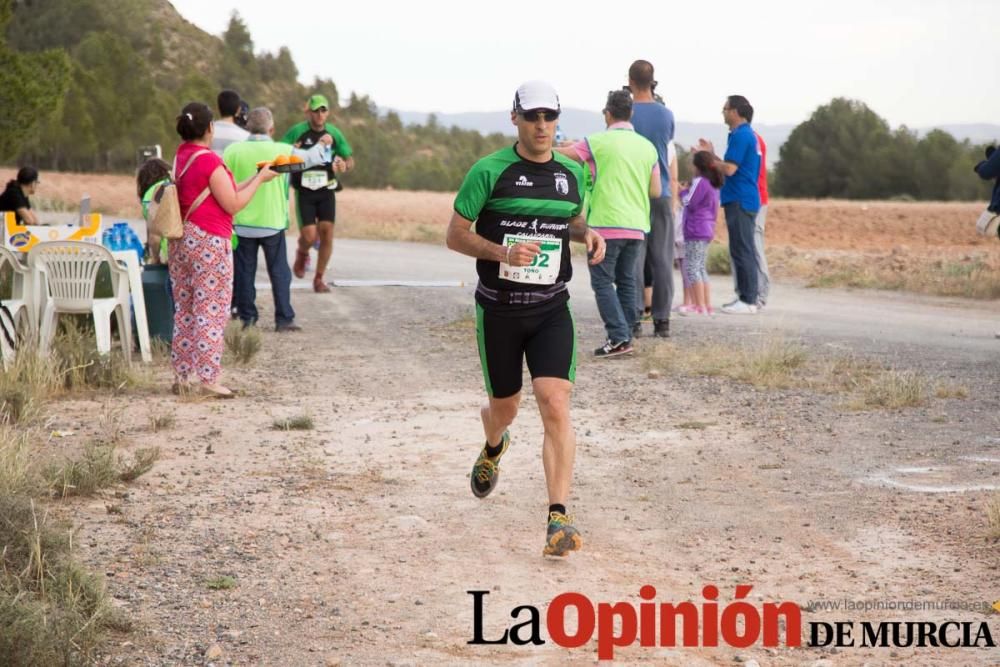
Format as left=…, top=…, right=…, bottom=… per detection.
left=222, top=138, right=294, bottom=231
left=585, top=129, right=657, bottom=233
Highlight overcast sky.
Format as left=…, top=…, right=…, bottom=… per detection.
left=168, top=0, right=998, bottom=128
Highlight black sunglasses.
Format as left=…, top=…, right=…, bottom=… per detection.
left=520, top=110, right=559, bottom=122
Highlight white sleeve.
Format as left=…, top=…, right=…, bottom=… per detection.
left=293, top=141, right=329, bottom=169
left=667, top=140, right=677, bottom=166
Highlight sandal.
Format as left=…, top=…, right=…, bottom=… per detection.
left=198, top=383, right=236, bottom=399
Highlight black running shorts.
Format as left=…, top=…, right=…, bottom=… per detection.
left=475, top=300, right=576, bottom=399
left=297, top=188, right=336, bottom=226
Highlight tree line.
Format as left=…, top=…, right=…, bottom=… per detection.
left=771, top=98, right=994, bottom=201
left=1, top=1, right=993, bottom=200
left=0, top=0, right=508, bottom=191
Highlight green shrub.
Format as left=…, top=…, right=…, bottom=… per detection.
left=706, top=243, right=731, bottom=275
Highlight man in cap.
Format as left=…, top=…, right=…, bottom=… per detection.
left=446, top=81, right=605, bottom=557
left=557, top=89, right=660, bottom=357
left=280, top=94, right=355, bottom=293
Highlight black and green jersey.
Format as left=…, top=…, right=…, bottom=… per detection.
left=280, top=121, right=353, bottom=190
left=454, top=144, right=584, bottom=308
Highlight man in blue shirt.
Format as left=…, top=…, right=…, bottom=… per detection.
left=628, top=60, right=676, bottom=337
left=697, top=95, right=761, bottom=313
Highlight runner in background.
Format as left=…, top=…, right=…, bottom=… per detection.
left=280, top=94, right=355, bottom=293
left=445, top=81, right=605, bottom=557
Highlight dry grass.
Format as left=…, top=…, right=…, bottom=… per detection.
left=45, top=442, right=160, bottom=496
left=0, top=343, right=60, bottom=425
left=118, top=448, right=161, bottom=483
left=0, top=421, right=131, bottom=664
left=205, top=575, right=237, bottom=590
left=987, top=494, right=1000, bottom=540
left=643, top=336, right=808, bottom=389
left=223, top=321, right=262, bottom=366
left=775, top=247, right=1000, bottom=300
left=677, top=420, right=716, bottom=430
left=934, top=383, right=970, bottom=399
left=846, top=370, right=927, bottom=410
left=0, top=495, right=127, bottom=664
left=147, top=410, right=176, bottom=432
left=50, top=317, right=147, bottom=393
left=643, top=337, right=938, bottom=411
left=45, top=418, right=160, bottom=497
left=0, top=318, right=158, bottom=662
left=271, top=413, right=315, bottom=431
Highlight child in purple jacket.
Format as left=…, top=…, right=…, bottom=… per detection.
left=678, top=151, right=724, bottom=314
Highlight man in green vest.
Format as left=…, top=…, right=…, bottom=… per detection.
left=224, top=107, right=332, bottom=331
left=557, top=89, right=660, bottom=357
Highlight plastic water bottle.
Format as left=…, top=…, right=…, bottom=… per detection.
left=111, top=223, right=124, bottom=252
left=102, top=225, right=114, bottom=250
left=117, top=221, right=144, bottom=264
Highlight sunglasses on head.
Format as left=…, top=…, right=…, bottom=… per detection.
left=520, top=109, right=559, bottom=122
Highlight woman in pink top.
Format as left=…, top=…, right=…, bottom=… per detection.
left=171, top=102, right=277, bottom=398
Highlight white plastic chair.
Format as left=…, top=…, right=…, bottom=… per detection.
left=28, top=240, right=132, bottom=362
left=0, top=246, right=34, bottom=367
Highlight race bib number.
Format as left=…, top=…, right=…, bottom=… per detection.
left=499, top=234, right=562, bottom=285
left=301, top=170, right=329, bottom=190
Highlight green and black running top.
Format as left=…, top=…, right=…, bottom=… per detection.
left=454, top=144, right=584, bottom=312
left=279, top=121, right=353, bottom=191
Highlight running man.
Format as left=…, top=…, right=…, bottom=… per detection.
left=280, top=94, right=355, bottom=293
left=445, top=81, right=605, bottom=557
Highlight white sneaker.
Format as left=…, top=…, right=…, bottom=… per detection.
left=721, top=300, right=758, bottom=315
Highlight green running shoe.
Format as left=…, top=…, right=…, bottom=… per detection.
left=470, top=431, right=510, bottom=498
left=543, top=511, right=582, bottom=557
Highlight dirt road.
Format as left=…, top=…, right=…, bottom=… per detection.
left=71, top=239, right=1000, bottom=666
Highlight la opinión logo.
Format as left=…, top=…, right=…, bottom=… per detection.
left=469, top=585, right=801, bottom=660
left=468, top=586, right=997, bottom=661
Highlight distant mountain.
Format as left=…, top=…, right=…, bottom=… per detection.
left=386, top=108, right=1000, bottom=166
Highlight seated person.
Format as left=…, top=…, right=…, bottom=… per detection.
left=0, top=167, right=40, bottom=224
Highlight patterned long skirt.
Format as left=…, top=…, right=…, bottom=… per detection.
left=168, top=222, right=232, bottom=384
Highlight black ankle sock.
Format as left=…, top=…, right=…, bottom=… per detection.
left=548, top=503, right=566, bottom=518
left=485, top=439, right=504, bottom=458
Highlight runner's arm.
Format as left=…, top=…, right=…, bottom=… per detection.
left=568, top=214, right=605, bottom=265
left=446, top=212, right=539, bottom=266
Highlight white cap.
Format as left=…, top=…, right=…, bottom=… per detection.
left=513, top=81, right=560, bottom=113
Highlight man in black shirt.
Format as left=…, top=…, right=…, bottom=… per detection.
left=446, top=81, right=605, bottom=557
left=0, top=167, right=40, bottom=225
left=280, top=95, right=355, bottom=293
